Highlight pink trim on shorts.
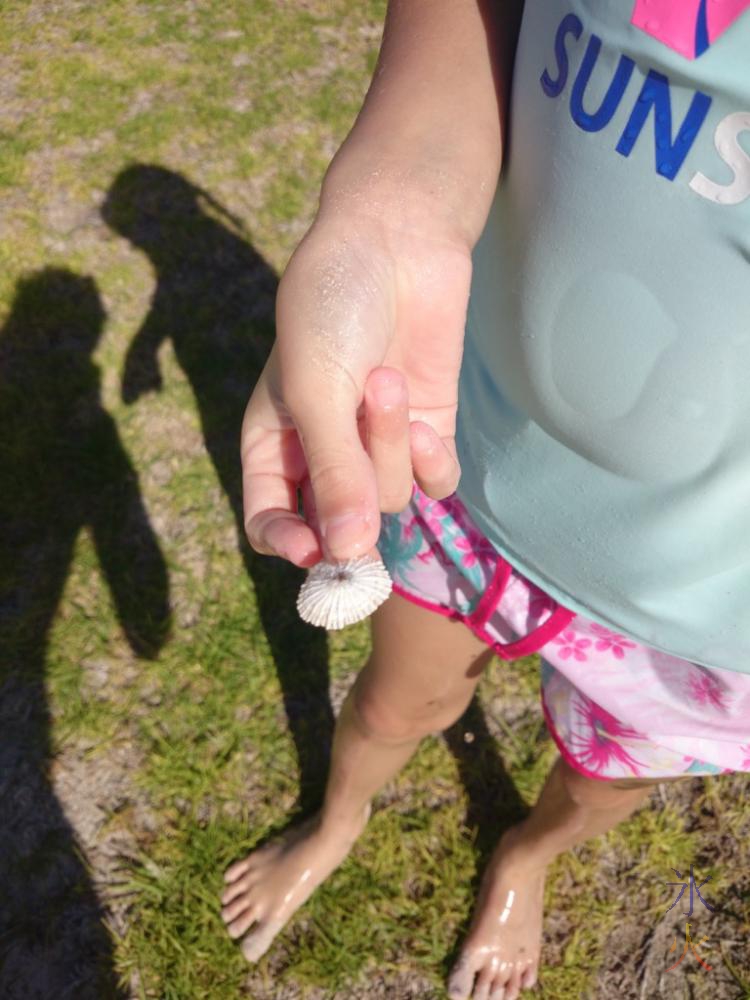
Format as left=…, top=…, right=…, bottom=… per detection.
left=392, top=555, right=576, bottom=661
left=495, top=605, right=576, bottom=659
left=467, top=558, right=512, bottom=629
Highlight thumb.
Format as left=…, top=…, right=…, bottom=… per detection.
left=291, top=384, right=381, bottom=562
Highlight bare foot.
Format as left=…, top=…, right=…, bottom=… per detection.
left=221, top=802, right=371, bottom=962
left=446, top=825, right=545, bottom=1000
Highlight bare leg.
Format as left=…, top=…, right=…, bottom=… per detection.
left=446, top=757, right=690, bottom=1000
left=220, top=592, right=493, bottom=962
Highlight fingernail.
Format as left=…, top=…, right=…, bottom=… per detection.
left=322, top=512, right=368, bottom=559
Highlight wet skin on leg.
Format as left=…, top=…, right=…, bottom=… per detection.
left=445, top=759, right=696, bottom=1000
left=221, top=582, right=694, bottom=998
left=220, top=591, right=493, bottom=963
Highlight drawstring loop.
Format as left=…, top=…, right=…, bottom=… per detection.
left=468, top=554, right=576, bottom=660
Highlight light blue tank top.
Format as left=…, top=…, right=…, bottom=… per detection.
left=455, top=0, right=750, bottom=672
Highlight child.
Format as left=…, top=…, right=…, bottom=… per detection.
left=222, top=1, right=750, bottom=997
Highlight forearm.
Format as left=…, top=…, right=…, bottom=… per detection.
left=318, top=0, right=523, bottom=249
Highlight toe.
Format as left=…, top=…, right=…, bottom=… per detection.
left=241, top=919, right=281, bottom=963
left=519, top=960, right=538, bottom=991
left=221, top=892, right=256, bottom=924
left=447, top=954, right=478, bottom=999
left=221, top=870, right=261, bottom=906
left=502, top=964, right=522, bottom=1000
left=226, top=904, right=261, bottom=940
left=224, top=857, right=253, bottom=883
left=471, top=965, right=497, bottom=1000
left=224, top=845, right=276, bottom=883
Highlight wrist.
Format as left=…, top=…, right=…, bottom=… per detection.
left=311, top=0, right=523, bottom=250
left=318, top=140, right=497, bottom=253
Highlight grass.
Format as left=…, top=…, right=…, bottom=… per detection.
left=1, top=1, right=749, bottom=998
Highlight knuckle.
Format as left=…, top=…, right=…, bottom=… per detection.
left=283, top=356, right=358, bottom=409
left=307, top=452, right=362, bottom=498
left=243, top=518, right=274, bottom=557
left=380, top=485, right=414, bottom=514
left=420, top=469, right=460, bottom=502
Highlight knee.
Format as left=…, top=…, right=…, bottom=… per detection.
left=352, top=674, right=468, bottom=743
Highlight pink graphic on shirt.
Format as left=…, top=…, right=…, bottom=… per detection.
left=630, top=0, right=750, bottom=59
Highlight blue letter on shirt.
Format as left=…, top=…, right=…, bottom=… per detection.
left=541, top=13, right=583, bottom=98
left=615, top=70, right=712, bottom=180
left=570, top=35, right=635, bottom=132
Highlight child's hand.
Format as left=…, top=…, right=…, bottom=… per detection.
left=241, top=211, right=472, bottom=565
left=240, top=0, right=515, bottom=567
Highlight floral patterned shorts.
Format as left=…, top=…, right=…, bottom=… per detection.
left=376, top=485, right=750, bottom=781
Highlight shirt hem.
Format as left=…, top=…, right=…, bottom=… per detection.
left=455, top=487, right=734, bottom=674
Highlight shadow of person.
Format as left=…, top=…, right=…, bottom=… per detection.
left=0, top=268, right=170, bottom=999
left=101, top=164, right=528, bottom=879
left=102, top=165, right=333, bottom=817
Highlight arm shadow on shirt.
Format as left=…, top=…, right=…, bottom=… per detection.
left=100, top=164, right=335, bottom=821
left=0, top=266, right=171, bottom=998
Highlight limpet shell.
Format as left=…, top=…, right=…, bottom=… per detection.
left=296, top=554, right=392, bottom=629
